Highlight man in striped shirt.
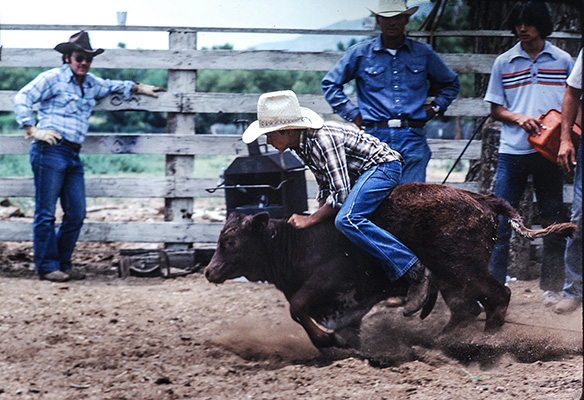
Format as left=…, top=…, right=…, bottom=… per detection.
left=14, top=31, right=164, bottom=282
left=484, top=1, right=574, bottom=305
left=243, top=90, right=432, bottom=316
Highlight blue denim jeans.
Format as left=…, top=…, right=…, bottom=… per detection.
left=364, top=126, right=431, bottom=183
left=334, top=161, right=418, bottom=282
left=30, top=141, right=86, bottom=275
left=489, top=153, right=566, bottom=291
left=563, top=137, right=582, bottom=301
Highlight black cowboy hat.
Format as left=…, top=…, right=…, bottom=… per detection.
left=54, top=31, right=104, bottom=56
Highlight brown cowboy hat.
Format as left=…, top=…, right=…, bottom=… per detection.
left=54, top=31, right=104, bottom=56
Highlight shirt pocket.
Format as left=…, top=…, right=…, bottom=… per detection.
left=405, top=63, right=427, bottom=90
left=58, top=93, right=80, bottom=114
left=363, top=66, right=387, bottom=92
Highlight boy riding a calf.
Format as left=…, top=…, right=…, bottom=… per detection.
left=241, top=90, right=432, bottom=316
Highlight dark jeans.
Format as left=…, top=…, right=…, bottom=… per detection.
left=364, top=126, right=431, bottom=183
left=30, top=141, right=86, bottom=275
left=489, top=153, right=566, bottom=292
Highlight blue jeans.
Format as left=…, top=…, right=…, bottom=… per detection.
left=30, top=141, right=86, bottom=275
left=335, top=161, right=417, bottom=282
left=364, top=126, right=431, bottom=183
left=563, top=137, right=582, bottom=301
left=489, top=153, right=566, bottom=291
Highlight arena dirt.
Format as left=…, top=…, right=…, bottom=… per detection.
left=0, top=240, right=581, bottom=400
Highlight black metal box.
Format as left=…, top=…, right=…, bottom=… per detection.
left=223, top=149, right=308, bottom=218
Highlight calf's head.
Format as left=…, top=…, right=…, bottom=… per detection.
left=204, top=212, right=271, bottom=283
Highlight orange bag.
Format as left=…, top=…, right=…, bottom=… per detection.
left=527, top=109, right=581, bottom=164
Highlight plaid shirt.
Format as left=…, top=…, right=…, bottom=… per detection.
left=15, top=64, right=135, bottom=144
left=293, top=121, right=402, bottom=209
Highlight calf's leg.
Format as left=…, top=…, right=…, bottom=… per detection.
left=288, top=282, right=344, bottom=349
left=439, top=285, right=483, bottom=333
left=477, top=275, right=511, bottom=332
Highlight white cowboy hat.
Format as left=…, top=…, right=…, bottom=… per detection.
left=369, top=0, right=419, bottom=18
left=242, top=90, right=324, bottom=144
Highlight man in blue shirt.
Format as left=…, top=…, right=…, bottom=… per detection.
left=321, top=0, right=460, bottom=183
left=14, top=31, right=165, bottom=282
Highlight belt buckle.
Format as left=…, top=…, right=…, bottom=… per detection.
left=387, top=119, right=402, bottom=128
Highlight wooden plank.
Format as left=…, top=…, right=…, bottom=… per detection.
left=0, top=176, right=471, bottom=199
left=0, top=48, right=497, bottom=73
left=0, top=221, right=223, bottom=243
left=0, top=24, right=380, bottom=36
left=0, top=90, right=492, bottom=116
left=0, top=177, right=220, bottom=198
left=0, top=134, right=481, bottom=158
left=165, top=31, right=197, bottom=250
left=2, top=24, right=579, bottom=40
left=0, top=134, right=248, bottom=155
left=3, top=176, right=573, bottom=202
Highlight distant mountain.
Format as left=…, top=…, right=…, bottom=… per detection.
left=248, top=2, right=434, bottom=52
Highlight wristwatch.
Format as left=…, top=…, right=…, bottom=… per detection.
left=431, top=103, right=441, bottom=114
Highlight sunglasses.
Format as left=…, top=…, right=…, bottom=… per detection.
left=74, top=55, right=94, bottom=63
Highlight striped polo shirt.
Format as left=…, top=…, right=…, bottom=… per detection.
left=485, top=41, right=574, bottom=155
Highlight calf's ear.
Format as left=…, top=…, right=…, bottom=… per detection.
left=240, top=212, right=270, bottom=232
left=243, top=212, right=270, bottom=232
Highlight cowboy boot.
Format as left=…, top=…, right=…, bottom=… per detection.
left=402, top=260, right=432, bottom=317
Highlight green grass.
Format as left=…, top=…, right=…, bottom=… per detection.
left=0, top=154, right=237, bottom=179
left=0, top=155, right=32, bottom=176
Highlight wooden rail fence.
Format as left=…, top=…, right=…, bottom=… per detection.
left=0, top=25, right=578, bottom=245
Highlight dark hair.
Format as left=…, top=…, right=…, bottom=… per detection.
left=62, top=52, right=71, bottom=64
left=507, top=1, right=554, bottom=38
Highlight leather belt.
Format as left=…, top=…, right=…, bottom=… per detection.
left=59, top=138, right=82, bottom=152
left=364, top=119, right=427, bottom=129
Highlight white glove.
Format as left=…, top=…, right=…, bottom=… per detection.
left=25, top=126, right=62, bottom=145
left=134, top=82, right=167, bottom=98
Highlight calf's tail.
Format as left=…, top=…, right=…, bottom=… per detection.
left=491, top=196, right=577, bottom=240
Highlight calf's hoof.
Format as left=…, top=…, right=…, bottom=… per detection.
left=484, top=316, right=506, bottom=333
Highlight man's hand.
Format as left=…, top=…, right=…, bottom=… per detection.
left=287, top=214, right=313, bottom=229
left=134, top=83, right=167, bottom=98
left=288, top=204, right=337, bottom=229
left=516, top=114, right=545, bottom=136
left=24, top=126, right=62, bottom=145
left=424, top=104, right=437, bottom=120
left=557, top=140, right=577, bottom=174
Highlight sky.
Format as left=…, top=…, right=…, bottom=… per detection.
left=0, top=0, right=395, bottom=50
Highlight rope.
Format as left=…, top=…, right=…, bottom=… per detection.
left=442, top=115, right=490, bottom=184
left=476, top=317, right=582, bottom=334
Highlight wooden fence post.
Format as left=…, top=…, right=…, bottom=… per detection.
left=165, top=30, right=197, bottom=251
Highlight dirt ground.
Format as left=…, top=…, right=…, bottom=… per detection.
left=0, top=202, right=582, bottom=400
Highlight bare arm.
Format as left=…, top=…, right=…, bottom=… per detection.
left=287, top=203, right=337, bottom=229
left=490, top=103, right=544, bottom=136
left=558, top=85, right=582, bottom=173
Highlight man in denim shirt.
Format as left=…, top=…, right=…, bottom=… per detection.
left=322, top=0, right=460, bottom=183
left=14, top=31, right=164, bottom=282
